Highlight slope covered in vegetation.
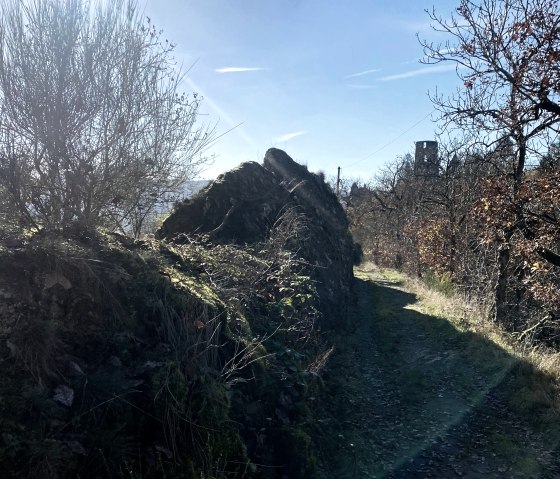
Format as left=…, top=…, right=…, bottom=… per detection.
left=158, top=148, right=356, bottom=327
left=0, top=226, right=330, bottom=478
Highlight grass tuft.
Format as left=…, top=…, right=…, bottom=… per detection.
left=363, top=263, right=560, bottom=439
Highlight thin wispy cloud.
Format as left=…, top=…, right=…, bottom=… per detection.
left=344, top=68, right=380, bottom=79
left=274, top=131, right=307, bottom=142
left=378, top=63, right=458, bottom=81
left=436, top=48, right=457, bottom=56
left=215, top=67, right=264, bottom=74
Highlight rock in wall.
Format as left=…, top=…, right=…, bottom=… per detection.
left=157, top=148, right=354, bottom=326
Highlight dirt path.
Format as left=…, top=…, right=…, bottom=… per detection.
left=313, top=268, right=560, bottom=478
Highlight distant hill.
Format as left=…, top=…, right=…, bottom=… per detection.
left=141, top=179, right=211, bottom=236
left=181, top=179, right=211, bottom=199
left=152, top=179, right=210, bottom=216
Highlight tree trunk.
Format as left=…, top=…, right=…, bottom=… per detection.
left=495, top=136, right=525, bottom=324
left=494, top=244, right=510, bottom=324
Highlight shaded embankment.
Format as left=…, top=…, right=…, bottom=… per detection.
left=314, top=268, right=560, bottom=478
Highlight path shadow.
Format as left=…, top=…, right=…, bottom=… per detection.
left=316, top=276, right=560, bottom=479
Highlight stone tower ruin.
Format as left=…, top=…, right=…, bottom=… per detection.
left=414, top=140, right=439, bottom=176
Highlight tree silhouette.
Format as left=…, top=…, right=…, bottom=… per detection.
left=0, top=0, right=213, bottom=234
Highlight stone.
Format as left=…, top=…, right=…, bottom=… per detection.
left=157, top=148, right=354, bottom=326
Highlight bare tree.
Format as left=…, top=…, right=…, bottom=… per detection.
left=420, top=0, right=560, bottom=185
left=420, top=0, right=560, bottom=322
left=0, top=0, right=214, bottom=234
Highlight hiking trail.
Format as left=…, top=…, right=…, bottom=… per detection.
left=314, top=267, right=559, bottom=478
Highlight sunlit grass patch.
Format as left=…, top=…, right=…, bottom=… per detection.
left=421, top=270, right=457, bottom=297
left=359, top=264, right=560, bottom=446
left=356, top=263, right=405, bottom=285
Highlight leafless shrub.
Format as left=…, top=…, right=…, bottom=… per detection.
left=0, top=0, right=213, bottom=235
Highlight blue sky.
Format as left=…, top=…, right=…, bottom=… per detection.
left=143, top=0, right=462, bottom=180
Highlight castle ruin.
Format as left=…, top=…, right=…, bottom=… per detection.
left=414, top=140, right=439, bottom=176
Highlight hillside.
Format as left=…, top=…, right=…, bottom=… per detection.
left=0, top=150, right=353, bottom=478
left=3, top=149, right=560, bottom=479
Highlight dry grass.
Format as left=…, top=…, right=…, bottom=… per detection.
left=409, top=274, right=560, bottom=385
left=359, top=262, right=560, bottom=411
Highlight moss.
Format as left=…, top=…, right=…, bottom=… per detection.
left=269, top=426, right=316, bottom=478
left=0, top=229, right=324, bottom=478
